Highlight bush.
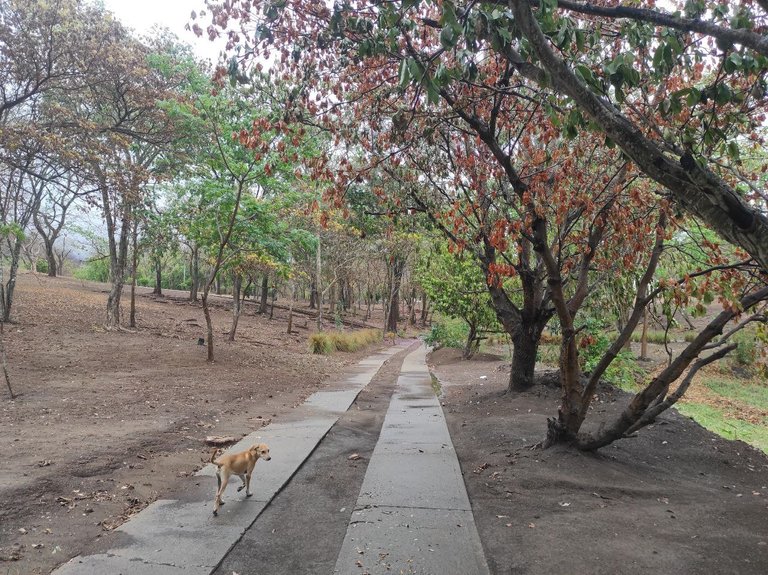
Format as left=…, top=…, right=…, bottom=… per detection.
left=73, top=258, right=110, bottom=283
left=35, top=259, right=48, bottom=273
left=309, top=329, right=382, bottom=354
left=580, top=320, right=643, bottom=390
left=423, top=317, right=467, bottom=350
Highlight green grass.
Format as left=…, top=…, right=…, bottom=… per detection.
left=704, top=378, right=768, bottom=411
left=675, top=402, right=768, bottom=453
left=628, top=330, right=672, bottom=344
left=430, top=373, right=442, bottom=396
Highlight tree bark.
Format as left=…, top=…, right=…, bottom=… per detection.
left=229, top=273, right=242, bottom=341
left=129, top=218, right=138, bottom=328
left=309, top=279, right=317, bottom=309
left=462, top=323, right=478, bottom=360
left=259, top=274, right=269, bottom=314
left=153, top=258, right=163, bottom=296
left=46, top=250, right=57, bottom=277
left=0, top=321, right=14, bottom=399
left=385, top=255, right=404, bottom=333
left=189, top=245, right=199, bottom=302
left=2, top=240, right=22, bottom=323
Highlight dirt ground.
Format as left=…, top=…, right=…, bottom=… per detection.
left=430, top=348, right=768, bottom=575
left=3, top=273, right=768, bottom=575
left=0, top=273, right=381, bottom=575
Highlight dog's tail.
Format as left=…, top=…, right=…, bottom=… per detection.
left=210, top=448, right=220, bottom=466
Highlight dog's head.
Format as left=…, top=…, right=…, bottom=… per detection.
left=250, top=443, right=271, bottom=461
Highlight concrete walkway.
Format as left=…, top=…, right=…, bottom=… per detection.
left=54, top=343, right=489, bottom=575
left=53, top=343, right=409, bottom=575
left=333, top=345, right=490, bottom=575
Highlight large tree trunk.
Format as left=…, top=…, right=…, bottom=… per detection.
left=309, top=279, right=317, bottom=309
left=153, top=258, right=162, bottom=296
left=2, top=240, right=22, bottom=322
left=510, top=0, right=768, bottom=271
left=189, top=245, right=199, bottom=302
left=129, top=219, right=138, bottom=328
left=315, top=236, right=323, bottom=331
left=259, top=274, right=269, bottom=314
left=508, top=325, right=542, bottom=391
left=202, top=291, right=214, bottom=362
left=385, top=255, right=405, bottom=333
left=462, top=323, right=478, bottom=360
left=577, top=286, right=768, bottom=450
left=229, top=273, right=242, bottom=341
left=41, top=235, right=58, bottom=277
left=287, top=280, right=295, bottom=334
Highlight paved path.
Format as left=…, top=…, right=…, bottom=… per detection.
left=333, top=345, right=489, bottom=575
left=54, top=343, right=489, bottom=575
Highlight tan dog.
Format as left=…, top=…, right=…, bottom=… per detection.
left=210, top=443, right=271, bottom=516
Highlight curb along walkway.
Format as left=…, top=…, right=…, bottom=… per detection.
left=53, top=343, right=411, bottom=575
left=333, top=345, right=490, bottom=575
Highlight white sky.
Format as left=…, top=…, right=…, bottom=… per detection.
left=101, top=0, right=227, bottom=63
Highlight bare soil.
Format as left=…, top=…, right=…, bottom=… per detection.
left=3, top=273, right=767, bottom=575
left=0, top=273, right=381, bottom=575
left=430, top=348, right=768, bottom=575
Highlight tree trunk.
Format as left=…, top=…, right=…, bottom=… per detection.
left=287, top=280, right=295, bottom=334
left=229, top=273, right=242, bottom=341
left=640, top=307, right=649, bottom=360
left=309, top=279, right=317, bottom=309
left=129, top=218, right=138, bottom=328
left=409, top=287, right=417, bottom=325
left=510, top=0, right=768, bottom=271
left=420, top=291, right=429, bottom=325
left=0, top=321, right=14, bottom=399
left=385, top=256, right=404, bottom=333
left=189, top=246, right=199, bottom=302
left=153, top=258, right=163, bottom=296
left=269, top=284, right=276, bottom=320
left=463, top=323, right=478, bottom=360
left=2, top=240, right=22, bottom=322
left=45, top=247, right=57, bottom=278
left=259, top=274, right=269, bottom=314
left=202, top=291, right=214, bottom=362
left=508, top=327, right=541, bottom=391
left=316, top=236, right=323, bottom=331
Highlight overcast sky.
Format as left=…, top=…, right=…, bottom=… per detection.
left=101, top=0, right=226, bottom=62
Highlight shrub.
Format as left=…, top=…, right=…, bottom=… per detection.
left=35, top=259, right=48, bottom=273
left=580, top=320, right=643, bottom=390
left=309, top=329, right=382, bottom=354
left=423, top=317, right=467, bottom=350
left=73, top=258, right=110, bottom=283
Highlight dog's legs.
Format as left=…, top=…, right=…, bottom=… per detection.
left=213, top=469, right=230, bottom=516
left=236, top=474, right=247, bottom=492
left=244, top=472, right=253, bottom=497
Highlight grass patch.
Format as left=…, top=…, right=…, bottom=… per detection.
left=703, top=377, right=768, bottom=411
left=430, top=373, right=442, bottom=396
left=629, top=330, right=671, bottom=344
left=675, top=402, right=768, bottom=453
left=308, top=329, right=382, bottom=354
